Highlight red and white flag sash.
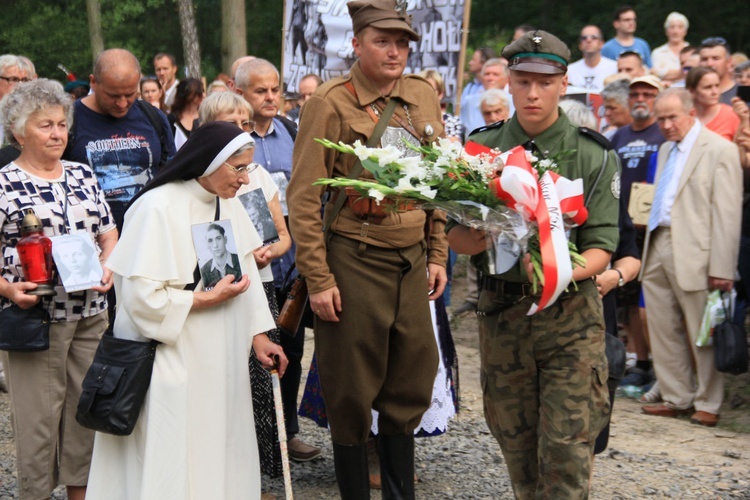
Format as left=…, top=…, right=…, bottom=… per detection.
left=466, top=143, right=587, bottom=314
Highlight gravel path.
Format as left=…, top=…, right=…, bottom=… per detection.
left=1, top=326, right=749, bottom=499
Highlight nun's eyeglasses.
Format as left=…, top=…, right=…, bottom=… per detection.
left=223, top=161, right=260, bottom=175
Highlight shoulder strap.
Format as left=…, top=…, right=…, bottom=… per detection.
left=277, top=116, right=298, bottom=141
left=135, top=100, right=170, bottom=169
left=322, top=98, right=398, bottom=233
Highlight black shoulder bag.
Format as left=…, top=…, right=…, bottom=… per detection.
left=713, top=299, right=749, bottom=375
left=76, top=198, right=219, bottom=435
left=0, top=302, right=50, bottom=352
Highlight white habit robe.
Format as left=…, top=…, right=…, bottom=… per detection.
left=86, top=180, right=275, bottom=500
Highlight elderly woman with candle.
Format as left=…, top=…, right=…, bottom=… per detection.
left=0, top=78, right=117, bottom=500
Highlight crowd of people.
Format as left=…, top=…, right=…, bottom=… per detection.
left=0, top=1, right=748, bottom=499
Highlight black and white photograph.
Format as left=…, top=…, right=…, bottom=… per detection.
left=238, top=188, right=279, bottom=246
left=50, top=233, right=103, bottom=292
left=191, top=219, right=243, bottom=290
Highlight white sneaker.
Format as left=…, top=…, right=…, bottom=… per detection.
left=625, top=352, right=637, bottom=371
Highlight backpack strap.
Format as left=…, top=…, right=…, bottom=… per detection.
left=135, top=100, right=170, bottom=169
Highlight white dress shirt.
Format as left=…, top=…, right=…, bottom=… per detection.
left=656, top=120, right=702, bottom=227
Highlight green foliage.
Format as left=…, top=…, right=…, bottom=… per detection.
left=0, top=0, right=745, bottom=88
left=468, top=0, right=748, bottom=62
left=0, top=0, right=283, bottom=84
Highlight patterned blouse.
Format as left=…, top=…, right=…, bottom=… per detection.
left=0, top=160, right=116, bottom=321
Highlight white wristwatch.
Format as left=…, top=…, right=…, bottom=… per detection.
left=614, top=268, right=624, bottom=287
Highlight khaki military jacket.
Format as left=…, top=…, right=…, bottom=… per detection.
left=287, top=60, right=447, bottom=294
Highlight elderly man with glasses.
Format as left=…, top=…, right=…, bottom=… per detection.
left=0, top=54, right=35, bottom=146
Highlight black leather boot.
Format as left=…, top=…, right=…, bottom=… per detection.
left=377, top=434, right=415, bottom=500
left=332, top=442, right=370, bottom=500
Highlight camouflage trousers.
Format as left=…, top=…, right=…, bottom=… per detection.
left=477, top=278, right=610, bottom=499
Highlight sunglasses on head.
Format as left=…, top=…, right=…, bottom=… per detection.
left=700, top=36, right=727, bottom=47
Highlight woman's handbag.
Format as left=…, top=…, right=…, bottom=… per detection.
left=76, top=328, right=159, bottom=436
left=713, top=300, right=749, bottom=375
left=0, top=303, right=50, bottom=352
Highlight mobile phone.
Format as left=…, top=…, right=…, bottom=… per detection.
left=738, top=86, right=750, bottom=103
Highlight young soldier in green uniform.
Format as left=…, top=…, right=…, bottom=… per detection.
left=447, top=30, right=619, bottom=498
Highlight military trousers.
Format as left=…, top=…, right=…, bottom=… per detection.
left=477, top=278, right=609, bottom=499
left=315, top=234, right=438, bottom=445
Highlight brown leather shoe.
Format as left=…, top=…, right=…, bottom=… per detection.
left=690, top=411, right=720, bottom=427
left=641, top=404, right=693, bottom=418
left=287, top=437, right=322, bottom=462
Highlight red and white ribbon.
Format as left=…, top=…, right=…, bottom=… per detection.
left=465, top=142, right=588, bottom=314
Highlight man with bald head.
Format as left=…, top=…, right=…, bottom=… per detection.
left=64, top=48, right=175, bottom=230
left=227, top=55, right=256, bottom=90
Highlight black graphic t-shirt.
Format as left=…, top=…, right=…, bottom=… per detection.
left=66, top=100, right=175, bottom=227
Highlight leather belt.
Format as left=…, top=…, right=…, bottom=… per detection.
left=480, top=275, right=535, bottom=297
left=479, top=274, right=590, bottom=299
left=331, top=189, right=420, bottom=223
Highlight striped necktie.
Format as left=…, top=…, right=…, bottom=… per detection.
left=647, top=144, right=679, bottom=232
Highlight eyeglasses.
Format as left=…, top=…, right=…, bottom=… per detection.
left=223, top=161, right=259, bottom=175
left=629, top=92, right=658, bottom=99
left=222, top=119, right=255, bottom=132
left=701, top=37, right=727, bottom=47
left=0, top=76, right=31, bottom=84
left=579, top=35, right=601, bottom=41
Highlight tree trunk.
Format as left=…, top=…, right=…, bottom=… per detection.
left=86, top=0, right=104, bottom=66
left=176, top=0, right=202, bottom=78
left=222, top=0, right=247, bottom=75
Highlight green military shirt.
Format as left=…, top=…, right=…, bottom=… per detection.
left=450, top=111, right=620, bottom=282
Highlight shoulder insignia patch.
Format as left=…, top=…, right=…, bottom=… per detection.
left=469, top=119, right=506, bottom=137
left=579, top=126, right=613, bottom=150
left=611, top=170, right=621, bottom=200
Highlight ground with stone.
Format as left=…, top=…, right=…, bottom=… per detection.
left=1, top=268, right=749, bottom=498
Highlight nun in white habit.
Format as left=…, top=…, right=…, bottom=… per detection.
left=86, top=122, right=287, bottom=500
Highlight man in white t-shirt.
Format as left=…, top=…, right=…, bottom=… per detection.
left=568, top=25, right=618, bottom=92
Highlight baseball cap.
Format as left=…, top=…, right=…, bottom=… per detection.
left=629, top=74, right=664, bottom=92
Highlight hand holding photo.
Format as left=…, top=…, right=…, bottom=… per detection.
left=191, top=219, right=243, bottom=290
left=51, top=234, right=103, bottom=293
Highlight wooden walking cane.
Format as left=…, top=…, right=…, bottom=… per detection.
left=271, top=357, right=294, bottom=500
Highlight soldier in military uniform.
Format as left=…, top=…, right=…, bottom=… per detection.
left=287, top=1, right=448, bottom=498
left=447, top=31, right=619, bottom=499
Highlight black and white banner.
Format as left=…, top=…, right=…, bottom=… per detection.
left=282, top=0, right=466, bottom=100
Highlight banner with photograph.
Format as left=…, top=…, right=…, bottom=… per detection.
left=282, top=0, right=466, bottom=101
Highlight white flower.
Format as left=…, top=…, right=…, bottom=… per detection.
left=434, top=138, right=463, bottom=159
left=524, top=150, right=538, bottom=163
left=375, top=145, right=403, bottom=167
left=399, top=156, right=428, bottom=181
left=414, top=184, right=438, bottom=199
left=368, top=188, right=386, bottom=204
left=394, top=176, right=415, bottom=193
left=538, top=158, right=554, bottom=169
left=351, top=140, right=372, bottom=162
